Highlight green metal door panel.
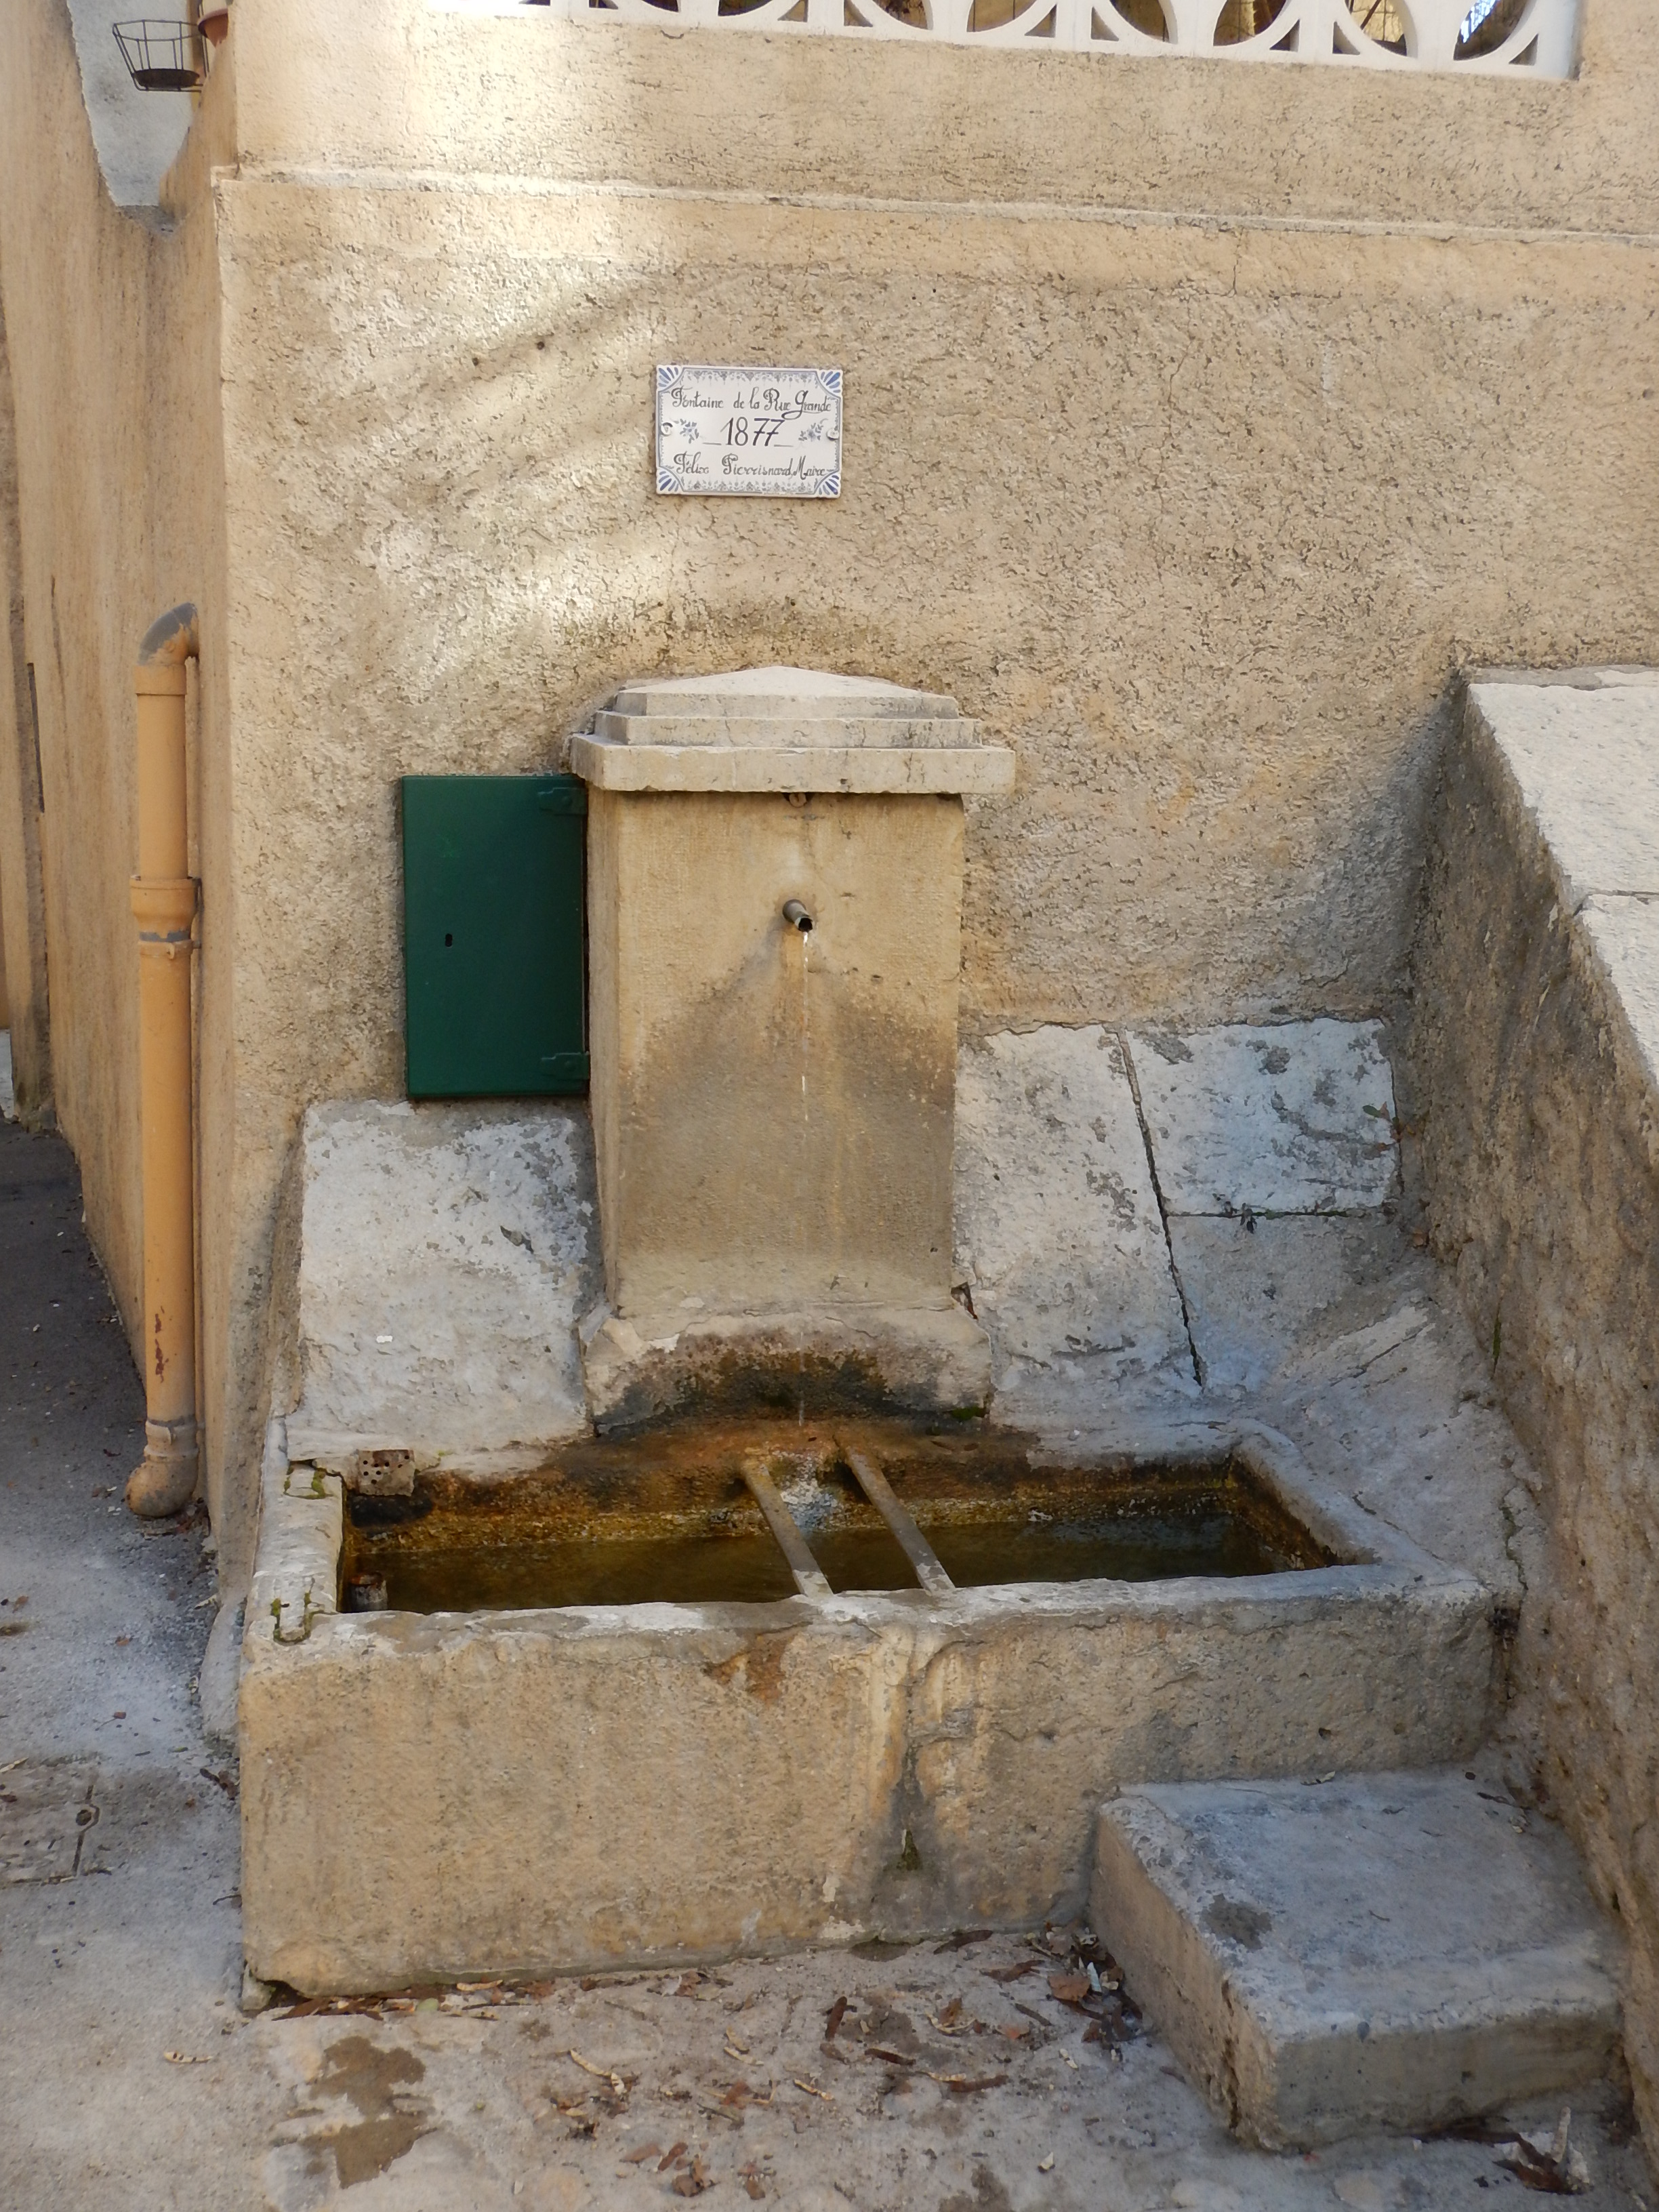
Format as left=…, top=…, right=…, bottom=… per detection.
left=401, top=774, right=588, bottom=1099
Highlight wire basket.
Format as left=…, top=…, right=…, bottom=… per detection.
left=111, top=20, right=201, bottom=91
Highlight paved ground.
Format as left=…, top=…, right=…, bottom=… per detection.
left=3, top=1109, right=1656, bottom=2211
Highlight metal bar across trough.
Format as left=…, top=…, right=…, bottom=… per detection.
left=840, top=1444, right=955, bottom=1597
left=741, top=1454, right=833, bottom=1599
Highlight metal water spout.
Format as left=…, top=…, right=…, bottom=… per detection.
left=782, top=900, right=813, bottom=933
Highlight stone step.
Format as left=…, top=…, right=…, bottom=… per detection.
left=1090, top=1769, right=1620, bottom=2150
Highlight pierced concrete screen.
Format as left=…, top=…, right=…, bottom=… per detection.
left=475, top=0, right=1576, bottom=74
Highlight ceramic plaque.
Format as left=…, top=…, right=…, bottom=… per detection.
left=655, top=366, right=842, bottom=497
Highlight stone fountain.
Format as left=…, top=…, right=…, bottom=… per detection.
left=570, top=667, right=1015, bottom=1427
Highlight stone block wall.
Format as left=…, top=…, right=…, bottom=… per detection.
left=1406, top=673, right=1659, bottom=2148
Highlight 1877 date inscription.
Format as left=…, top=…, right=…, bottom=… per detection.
left=655, top=365, right=842, bottom=498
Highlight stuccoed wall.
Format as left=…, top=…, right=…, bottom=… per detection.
left=3, top=0, right=1659, bottom=1574
left=0, top=1, right=233, bottom=1470
left=0, top=287, right=52, bottom=1122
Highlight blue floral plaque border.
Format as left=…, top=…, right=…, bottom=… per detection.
left=655, top=366, right=842, bottom=498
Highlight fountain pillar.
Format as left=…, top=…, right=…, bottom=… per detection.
left=569, top=667, right=1015, bottom=1427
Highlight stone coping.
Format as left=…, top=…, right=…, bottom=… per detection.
left=571, top=663, right=1014, bottom=791
left=1467, top=673, right=1659, bottom=1088
left=606, top=665, right=963, bottom=724
left=569, top=733, right=1015, bottom=794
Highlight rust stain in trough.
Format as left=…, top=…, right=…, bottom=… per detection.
left=340, top=1415, right=1334, bottom=1618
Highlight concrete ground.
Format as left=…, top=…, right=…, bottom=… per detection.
left=3, top=1108, right=1656, bottom=2211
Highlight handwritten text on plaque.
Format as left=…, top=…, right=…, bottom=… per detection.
left=655, top=365, right=842, bottom=498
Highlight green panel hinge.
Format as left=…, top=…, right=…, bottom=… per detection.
left=401, top=773, right=588, bottom=1099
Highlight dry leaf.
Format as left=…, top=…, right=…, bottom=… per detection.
left=720, top=2078, right=772, bottom=2110
left=657, top=2141, right=689, bottom=2173
left=567, top=2049, right=630, bottom=2097
left=1498, top=2108, right=1592, bottom=2195
left=1047, top=1971, right=1090, bottom=2005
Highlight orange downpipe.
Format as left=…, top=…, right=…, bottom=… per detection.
left=125, top=604, right=201, bottom=1518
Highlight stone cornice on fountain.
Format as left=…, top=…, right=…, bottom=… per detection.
left=569, top=666, right=1017, bottom=794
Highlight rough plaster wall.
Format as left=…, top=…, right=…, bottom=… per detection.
left=209, top=173, right=1659, bottom=1065
left=205, top=105, right=1659, bottom=1563
left=0, top=287, right=52, bottom=1123
left=1405, top=690, right=1659, bottom=2150
left=0, top=1, right=237, bottom=1531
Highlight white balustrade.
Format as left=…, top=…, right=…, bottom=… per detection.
left=482, top=0, right=1578, bottom=73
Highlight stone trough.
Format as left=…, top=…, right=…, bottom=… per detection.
left=239, top=1413, right=1491, bottom=1996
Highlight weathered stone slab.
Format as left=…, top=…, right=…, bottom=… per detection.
left=1131, top=1021, right=1397, bottom=1216
left=1092, top=1771, right=1619, bottom=2150
left=1171, top=1214, right=1404, bottom=1398
left=287, top=1101, right=599, bottom=1458
left=1581, top=894, right=1659, bottom=1092
left=1172, top=1216, right=1538, bottom=1605
left=1407, top=675, right=1659, bottom=2149
left=1469, top=674, right=1659, bottom=907
left=595, top=665, right=972, bottom=747
left=953, top=1024, right=1194, bottom=1397
left=568, top=736, right=1014, bottom=794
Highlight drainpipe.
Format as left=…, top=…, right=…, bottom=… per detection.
left=125, top=603, right=201, bottom=1519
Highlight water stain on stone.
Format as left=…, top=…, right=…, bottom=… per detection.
left=939, top=2164, right=1013, bottom=2212
left=1202, top=1896, right=1273, bottom=1950
left=304, top=2035, right=432, bottom=2186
